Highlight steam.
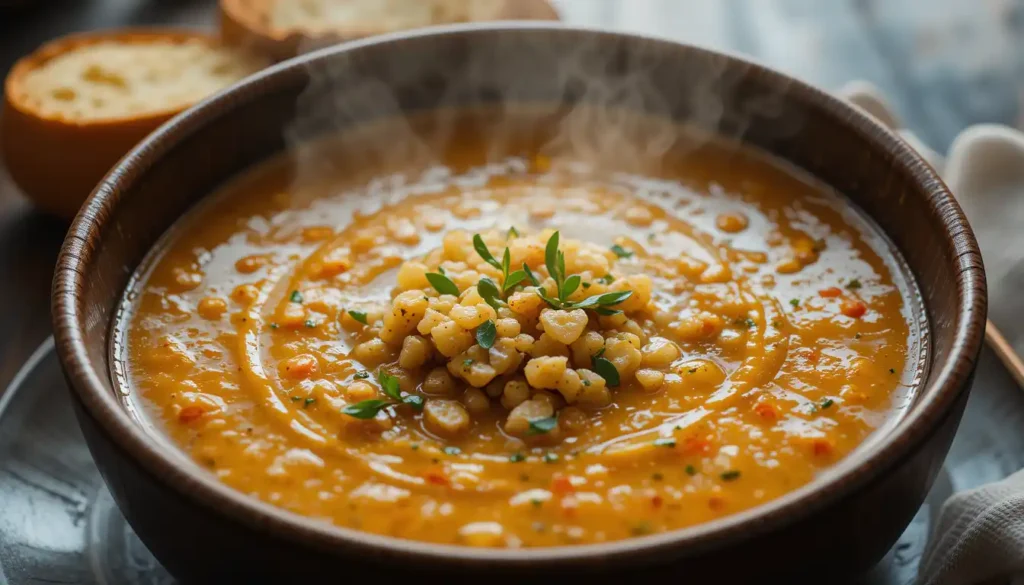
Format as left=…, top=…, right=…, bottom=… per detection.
left=282, top=24, right=803, bottom=204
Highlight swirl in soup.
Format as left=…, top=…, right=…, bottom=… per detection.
left=118, top=114, right=923, bottom=547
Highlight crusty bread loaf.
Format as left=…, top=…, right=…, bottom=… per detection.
left=2, top=29, right=268, bottom=220
left=220, top=0, right=560, bottom=61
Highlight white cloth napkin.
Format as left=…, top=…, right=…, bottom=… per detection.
left=838, top=81, right=1024, bottom=585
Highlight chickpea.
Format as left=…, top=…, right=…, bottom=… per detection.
left=539, top=308, right=589, bottom=345
left=640, top=337, right=681, bottom=368
left=423, top=400, right=471, bottom=437
left=449, top=304, right=495, bottom=329
left=396, top=261, right=430, bottom=290
left=346, top=381, right=378, bottom=402
left=524, top=356, right=568, bottom=390
left=495, top=318, right=521, bottom=338
left=500, top=379, right=531, bottom=410
left=560, top=406, right=588, bottom=432
left=531, top=333, right=570, bottom=358
left=576, top=369, right=611, bottom=407
left=462, top=387, right=491, bottom=414
left=351, top=338, right=394, bottom=367
left=675, top=358, right=727, bottom=389
left=422, top=367, right=456, bottom=396
left=505, top=399, right=554, bottom=436
left=430, top=321, right=475, bottom=358
left=570, top=331, right=605, bottom=369
left=635, top=369, right=665, bottom=393
left=399, top=335, right=432, bottom=369
left=417, top=308, right=449, bottom=336
left=380, top=290, right=429, bottom=345
left=197, top=296, right=228, bottom=320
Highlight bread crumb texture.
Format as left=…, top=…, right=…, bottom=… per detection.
left=18, top=39, right=266, bottom=122
left=269, top=0, right=506, bottom=33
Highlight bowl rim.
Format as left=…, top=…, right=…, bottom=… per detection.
left=52, top=21, right=987, bottom=566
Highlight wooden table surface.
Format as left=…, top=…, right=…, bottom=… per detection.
left=1, top=0, right=1022, bottom=394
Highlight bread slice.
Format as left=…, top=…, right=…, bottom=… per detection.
left=220, top=0, right=560, bottom=61
left=2, top=29, right=267, bottom=220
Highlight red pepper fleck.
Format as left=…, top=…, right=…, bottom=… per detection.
left=819, top=287, right=843, bottom=298
left=651, top=494, right=664, bottom=509
left=681, top=437, right=712, bottom=455
left=424, top=470, right=450, bottom=487
left=551, top=476, right=575, bottom=496
left=841, top=300, right=867, bottom=319
left=178, top=405, right=205, bottom=423
left=812, top=438, right=834, bottom=457
left=708, top=495, right=726, bottom=511
left=754, top=402, right=778, bottom=421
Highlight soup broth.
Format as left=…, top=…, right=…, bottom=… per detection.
left=116, top=110, right=924, bottom=548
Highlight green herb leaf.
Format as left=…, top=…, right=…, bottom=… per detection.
left=685, top=465, right=697, bottom=476
left=535, top=287, right=563, bottom=309
left=522, top=263, right=541, bottom=286
left=377, top=370, right=403, bottom=401
left=653, top=438, right=676, bottom=448
left=557, top=251, right=566, bottom=285
left=846, top=279, right=862, bottom=290
left=289, top=290, right=303, bottom=303
left=503, top=270, right=527, bottom=292
left=592, top=356, right=620, bottom=387
left=444, top=446, right=461, bottom=455
left=720, top=470, right=741, bottom=481
left=502, top=247, right=511, bottom=276
left=438, top=265, right=447, bottom=276
left=401, top=394, right=425, bottom=412
left=595, top=307, right=623, bottom=316
left=561, top=275, right=582, bottom=300
left=477, top=277, right=503, bottom=311
left=610, top=244, right=633, bottom=259
left=342, top=399, right=392, bottom=419
left=597, top=274, right=615, bottom=284
left=508, top=226, right=520, bottom=238
left=304, top=397, right=316, bottom=407
left=509, top=452, right=526, bottom=463
left=290, top=395, right=302, bottom=402
left=544, top=231, right=561, bottom=284
left=348, top=310, right=368, bottom=325
left=568, top=290, right=633, bottom=309
left=354, top=371, right=369, bottom=380
left=426, top=272, right=459, bottom=296
left=476, top=320, right=497, bottom=349
left=473, top=234, right=502, bottom=270
left=821, top=398, right=834, bottom=409
left=789, top=298, right=800, bottom=308
left=593, top=347, right=606, bottom=359
left=527, top=415, right=558, bottom=436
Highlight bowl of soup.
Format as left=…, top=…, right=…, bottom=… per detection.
left=52, top=23, right=985, bottom=584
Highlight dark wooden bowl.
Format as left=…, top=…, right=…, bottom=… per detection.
left=51, top=23, right=986, bottom=584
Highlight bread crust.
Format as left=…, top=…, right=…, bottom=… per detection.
left=2, top=29, right=248, bottom=220
left=219, top=0, right=560, bottom=62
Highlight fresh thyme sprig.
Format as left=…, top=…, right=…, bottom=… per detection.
left=342, top=370, right=424, bottom=419
left=534, top=231, right=633, bottom=313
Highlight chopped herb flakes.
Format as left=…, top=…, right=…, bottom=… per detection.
left=821, top=398, right=834, bottom=409
left=509, top=453, right=526, bottom=463
left=303, top=397, right=316, bottom=407
left=653, top=438, right=676, bottom=448
left=610, top=244, right=634, bottom=259
left=720, top=470, right=741, bottom=481
left=354, top=371, right=369, bottom=380
left=543, top=452, right=559, bottom=463
left=846, top=279, right=862, bottom=290
left=304, top=319, right=317, bottom=328
left=685, top=465, right=697, bottom=476
left=443, top=446, right=461, bottom=456
left=789, top=298, right=800, bottom=308
left=289, top=290, right=303, bottom=303
left=527, top=415, right=558, bottom=436
left=348, top=310, right=368, bottom=325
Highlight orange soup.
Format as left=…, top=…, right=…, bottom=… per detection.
left=116, top=112, right=924, bottom=547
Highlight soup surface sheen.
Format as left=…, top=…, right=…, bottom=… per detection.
left=119, top=116, right=922, bottom=548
